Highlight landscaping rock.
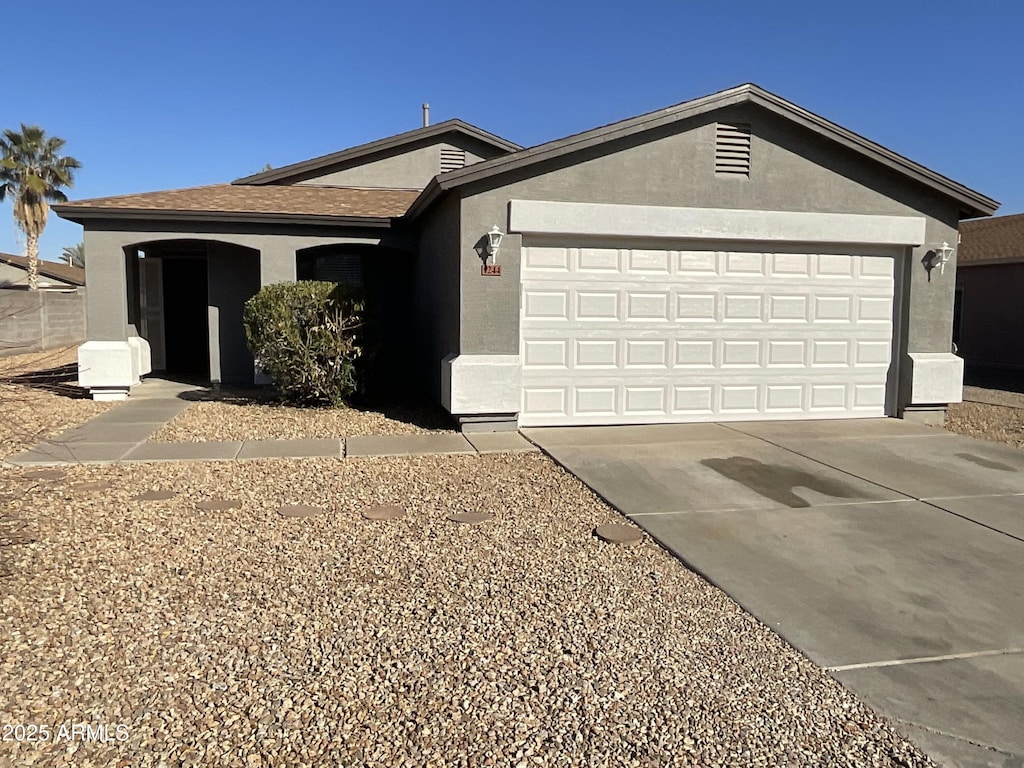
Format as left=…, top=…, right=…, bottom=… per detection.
left=362, top=505, right=406, bottom=520
left=594, top=523, right=644, bottom=545
left=0, top=453, right=936, bottom=767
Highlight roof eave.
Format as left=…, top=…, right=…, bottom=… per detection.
left=404, top=178, right=444, bottom=221
left=233, top=120, right=523, bottom=186
left=52, top=205, right=396, bottom=228
left=958, top=257, right=1024, bottom=267
left=407, top=83, right=998, bottom=221
left=745, top=89, right=999, bottom=218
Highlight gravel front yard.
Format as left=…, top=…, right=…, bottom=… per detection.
left=150, top=395, right=454, bottom=442
left=945, top=386, right=1024, bottom=450
left=1, top=454, right=931, bottom=767
left=0, top=347, right=111, bottom=461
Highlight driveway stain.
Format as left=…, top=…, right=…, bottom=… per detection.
left=955, top=453, right=1016, bottom=472
left=700, top=456, right=866, bottom=508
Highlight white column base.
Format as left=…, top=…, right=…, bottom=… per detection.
left=908, top=352, right=964, bottom=404
left=128, top=335, right=152, bottom=378
left=441, top=354, right=521, bottom=416
left=78, top=341, right=136, bottom=401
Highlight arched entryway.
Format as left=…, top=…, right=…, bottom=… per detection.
left=125, top=239, right=260, bottom=385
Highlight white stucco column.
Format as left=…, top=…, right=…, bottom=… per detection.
left=78, top=232, right=135, bottom=400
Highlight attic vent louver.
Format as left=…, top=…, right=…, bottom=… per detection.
left=440, top=147, right=467, bottom=173
left=715, top=122, right=751, bottom=177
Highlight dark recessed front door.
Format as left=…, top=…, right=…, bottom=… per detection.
left=161, top=257, right=209, bottom=380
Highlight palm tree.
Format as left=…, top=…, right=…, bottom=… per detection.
left=61, top=242, right=85, bottom=268
left=0, top=125, right=82, bottom=290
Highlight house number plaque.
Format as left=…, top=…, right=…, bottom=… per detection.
left=481, top=264, right=502, bottom=276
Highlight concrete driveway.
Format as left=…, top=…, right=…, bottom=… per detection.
left=525, top=419, right=1024, bottom=768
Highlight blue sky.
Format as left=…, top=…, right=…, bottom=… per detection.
left=2, top=0, right=1021, bottom=261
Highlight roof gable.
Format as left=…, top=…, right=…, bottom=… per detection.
left=233, top=119, right=521, bottom=187
left=0, top=252, right=85, bottom=286
left=407, top=84, right=998, bottom=220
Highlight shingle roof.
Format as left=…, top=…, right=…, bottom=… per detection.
left=0, top=252, right=85, bottom=286
left=54, top=184, right=420, bottom=223
left=959, top=213, right=1024, bottom=266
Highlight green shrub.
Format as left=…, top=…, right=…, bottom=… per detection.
left=243, top=281, right=365, bottom=406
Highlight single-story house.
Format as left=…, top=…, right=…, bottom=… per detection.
left=954, top=213, right=1024, bottom=373
left=55, top=83, right=998, bottom=428
left=0, top=252, right=85, bottom=290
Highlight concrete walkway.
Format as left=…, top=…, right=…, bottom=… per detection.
left=526, top=419, right=1024, bottom=768
left=7, top=380, right=535, bottom=466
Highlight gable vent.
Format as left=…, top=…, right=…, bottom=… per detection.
left=440, top=147, right=467, bottom=173
left=715, top=122, right=751, bottom=177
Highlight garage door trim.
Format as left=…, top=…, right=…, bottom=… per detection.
left=509, top=199, right=926, bottom=247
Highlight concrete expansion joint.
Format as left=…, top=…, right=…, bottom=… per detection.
left=718, top=422, right=917, bottom=499
left=919, top=499, right=1024, bottom=545
left=891, top=716, right=1020, bottom=760
left=828, top=646, right=1024, bottom=672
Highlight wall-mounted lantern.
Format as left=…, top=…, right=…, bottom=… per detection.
left=485, top=225, right=504, bottom=264
left=923, top=241, right=955, bottom=281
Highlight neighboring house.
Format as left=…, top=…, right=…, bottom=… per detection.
left=54, top=83, right=997, bottom=428
left=0, top=252, right=86, bottom=290
left=955, top=213, right=1024, bottom=372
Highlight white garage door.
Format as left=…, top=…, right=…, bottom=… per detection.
left=519, top=243, right=897, bottom=427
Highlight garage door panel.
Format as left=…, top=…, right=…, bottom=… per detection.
left=521, top=377, right=890, bottom=426
left=523, top=290, right=569, bottom=320
left=677, top=293, right=718, bottom=321
left=575, top=387, right=618, bottom=417
left=771, top=252, right=813, bottom=276
left=857, top=296, right=894, bottom=322
left=578, top=248, right=621, bottom=272
left=675, top=340, right=717, bottom=367
left=768, top=295, right=809, bottom=322
left=724, top=252, right=766, bottom=275
left=765, top=384, right=805, bottom=411
left=522, top=339, right=569, bottom=368
left=575, top=291, right=619, bottom=321
left=624, top=339, right=670, bottom=368
left=723, top=294, right=764, bottom=321
left=575, top=339, right=619, bottom=368
left=522, top=246, right=571, bottom=272
left=522, top=331, right=891, bottom=371
left=624, top=386, right=668, bottom=415
left=721, top=340, right=762, bottom=367
left=678, top=251, right=719, bottom=273
left=628, top=249, right=672, bottom=273
left=815, top=254, right=857, bottom=278
left=520, top=243, right=896, bottom=426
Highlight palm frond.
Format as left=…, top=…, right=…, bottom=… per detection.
left=0, top=124, right=81, bottom=288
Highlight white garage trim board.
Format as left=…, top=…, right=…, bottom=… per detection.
left=509, top=200, right=927, bottom=246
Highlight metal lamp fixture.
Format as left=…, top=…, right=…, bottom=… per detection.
left=933, top=241, right=955, bottom=275
left=485, top=225, right=504, bottom=263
